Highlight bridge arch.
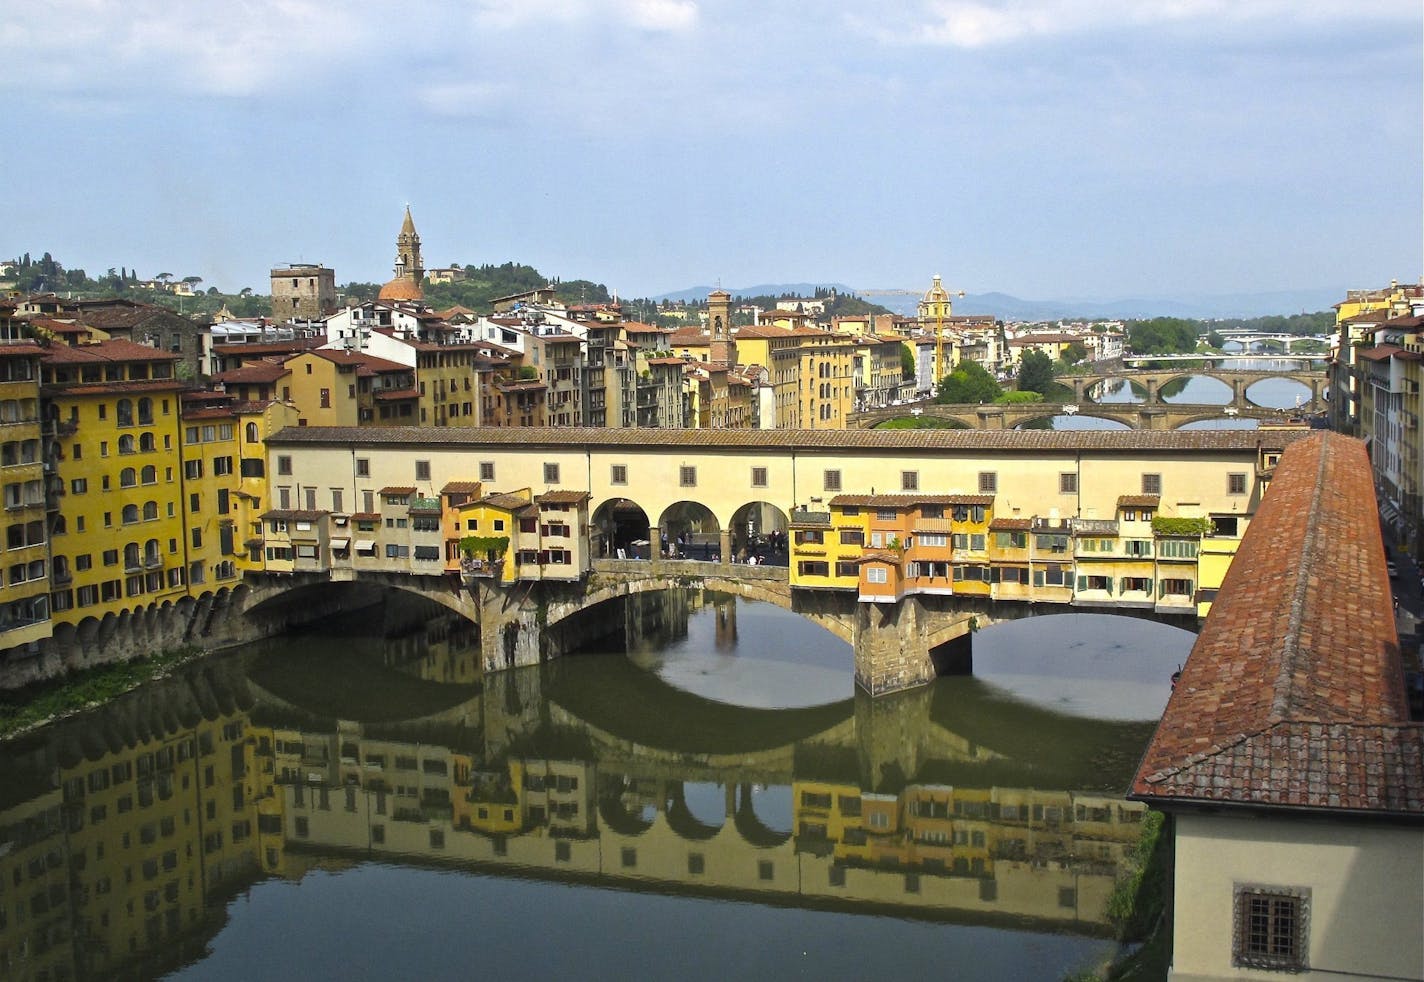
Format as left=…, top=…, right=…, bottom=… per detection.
left=1010, top=409, right=1135, bottom=430
left=658, top=501, right=722, bottom=559
left=665, top=782, right=724, bottom=841
left=733, top=783, right=793, bottom=848
left=592, top=497, right=652, bottom=559
left=728, top=500, right=789, bottom=561
left=548, top=567, right=853, bottom=645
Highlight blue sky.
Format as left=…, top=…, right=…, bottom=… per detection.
left=4, top=0, right=1420, bottom=302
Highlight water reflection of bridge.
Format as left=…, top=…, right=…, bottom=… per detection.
left=0, top=608, right=1157, bottom=982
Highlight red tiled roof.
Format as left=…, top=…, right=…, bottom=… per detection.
left=1130, top=432, right=1424, bottom=816
left=989, top=518, right=1032, bottom=531
left=380, top=486, right=417, bottom=495
left=536, top=490, right=590, bottom=505
left=441, top=481, right=481, bottom=494
left=1117, top=494, right=1160, bottom=508
left=831, top=493, right=995, bottom=508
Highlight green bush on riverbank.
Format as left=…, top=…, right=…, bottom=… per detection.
left=0, top=647, right=200, bottom=740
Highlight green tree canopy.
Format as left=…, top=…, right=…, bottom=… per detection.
left=1016, top=349, right=1057, bottom=395
left=935, top=360, right=1002, bottom=404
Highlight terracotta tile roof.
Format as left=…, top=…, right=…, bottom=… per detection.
left=350, top=512, right=380, bottom=521
left=267, top=425, right=1306, bottom=456
left=536, top=490, right=590, bottom=505
left=214, top=363, right=289, bottom=384
left=989, top=518, right=1033, bottom=531
left=379, top=486, right=417, bottom=496
left=1130, top=432, right=1424, bottom=817
left=831, top=493, right=996, bottom=508
left=1117, top=494, right=1161, bottom=508
left=374, top=388, right=420, bottom=401
left=41, top=338, right=181, bottom=364
left=441, top=481, right=481, bottom=494
left=478, top=492, right=531, bottom=510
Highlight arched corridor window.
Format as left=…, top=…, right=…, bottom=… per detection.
left=123, top=543, right=140, bottom=569
left=120, top=467, right=137, bottom=488
left=118, top=434, right=135, bottom=454
left=122, top=504, right=139, bottom=524
left=141, top=465, right=157, bottom=484
left=116, top=399, right=134, bottom=427
left=142, top=501, right=158, bottom=521
left=137, top=398, right=154, bottom=425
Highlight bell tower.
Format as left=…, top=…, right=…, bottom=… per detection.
left=707, top=289, right=736, bottom=365
left=393, top=205, right=424, bottom=284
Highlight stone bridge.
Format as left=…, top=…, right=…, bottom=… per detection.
left=854, top=400, right=1307, bottom=431
left=1066, top=367, right=1327, bottom=410
left=238, top=558, right=1192, bottom=698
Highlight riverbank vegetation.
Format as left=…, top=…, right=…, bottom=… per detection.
left=1066, top=809, right=1172, bottom=981
left=0, top=646, right=201, bottom=740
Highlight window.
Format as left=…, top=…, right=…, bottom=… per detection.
left=1228, top=472, right=1247, bottom=495
left=611, top=464, right=627, bottom=485
left=978, top=471, right=997, bottom=494
left=415, top=460, right=430, bottom=481
left=183, top=460, right=203, bottom=480
left=277, top=455, right=292, bottom=476
left=356, top=458, right=370, bottom=478
left=1141, top=473, right=1162, bottom=495
left=823, top=469, right=842, bottom=492
left=679, top=466, right=696, bottom=487
left=901, top=470, right=918, bottom=492
left=480, top=461, right=495, bottom=481
left=866, top=566, right=888, bottom=584
left=1234, top=887, right=1307, bottom=971
left=71, top=478, right=87, bottom=494
left=543, top=463, right=559, bottom=484
left=1060, top=472, right=1077, bottom=494
left=751, top=466, right=767, bottom=488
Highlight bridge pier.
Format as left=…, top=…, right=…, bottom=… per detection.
left=853, top=597, right=940, bottom=696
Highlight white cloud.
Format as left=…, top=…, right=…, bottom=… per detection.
left=855, top=0, right=1421, bottom=48
left=619, top=0, right=699, bottom=32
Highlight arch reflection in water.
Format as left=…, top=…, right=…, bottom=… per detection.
left=0, top=597, right=1179, bottom=978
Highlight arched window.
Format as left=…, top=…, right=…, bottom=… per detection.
left=117, top=434, right=135, bottom=455
left=138, top=433, right=156, bottom=452
left=122, top=504, right=139, bottom=524
left=123, top=543, right=140, bottom=569
left=245, top=422, right=259, bottom=442
left=144, top=539, right=160, bottom=564
left=141, top=465, right=157, bottom=485
left=120, top=468, right=137, bottom=488
left=137, top=398, right=154, bottom=425
left=53, top=555, right=69, bottom=579
left=116, top=399, right=134, bottom=427
left=142, top=501, right=158, bottom=521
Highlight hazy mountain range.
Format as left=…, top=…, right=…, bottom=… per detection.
left=653, top=284, right=1343, bottom=321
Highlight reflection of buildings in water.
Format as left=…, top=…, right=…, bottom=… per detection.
left=712, top=595, right=738, bottom=651
left=383, top=613, right=481, bottom=685
left=0, top=647, right=1153, bottom=978
left=0, top=669, right=284, bottom=980
left=266, top=717, right=1142, bottom=930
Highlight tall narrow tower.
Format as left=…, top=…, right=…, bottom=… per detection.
left=379, top=206, right=425, bottom=302
left=707, top=289, right=736, bottom=365
left=394, top=205, right=424, bottom=283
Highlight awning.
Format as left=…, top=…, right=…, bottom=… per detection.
left=329, top=538, right=350, bottom=550
left=355, top=540, right=376, bottom=552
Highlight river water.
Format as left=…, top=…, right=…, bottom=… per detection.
left=0, top=593, right=1194, bottom=981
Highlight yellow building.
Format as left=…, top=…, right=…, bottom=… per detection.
left=0, top=337, right=52, bottom=664
left=41, top=339, right=189, bottom=630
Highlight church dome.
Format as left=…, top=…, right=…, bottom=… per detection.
left=378, top=275, right=424, bottom=301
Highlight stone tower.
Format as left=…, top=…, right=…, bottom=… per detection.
left=379, top=206, right=425, bottom=302
left=707, top=289, right=736, bottom=365
left=394, top=205, right=423, bottom=283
